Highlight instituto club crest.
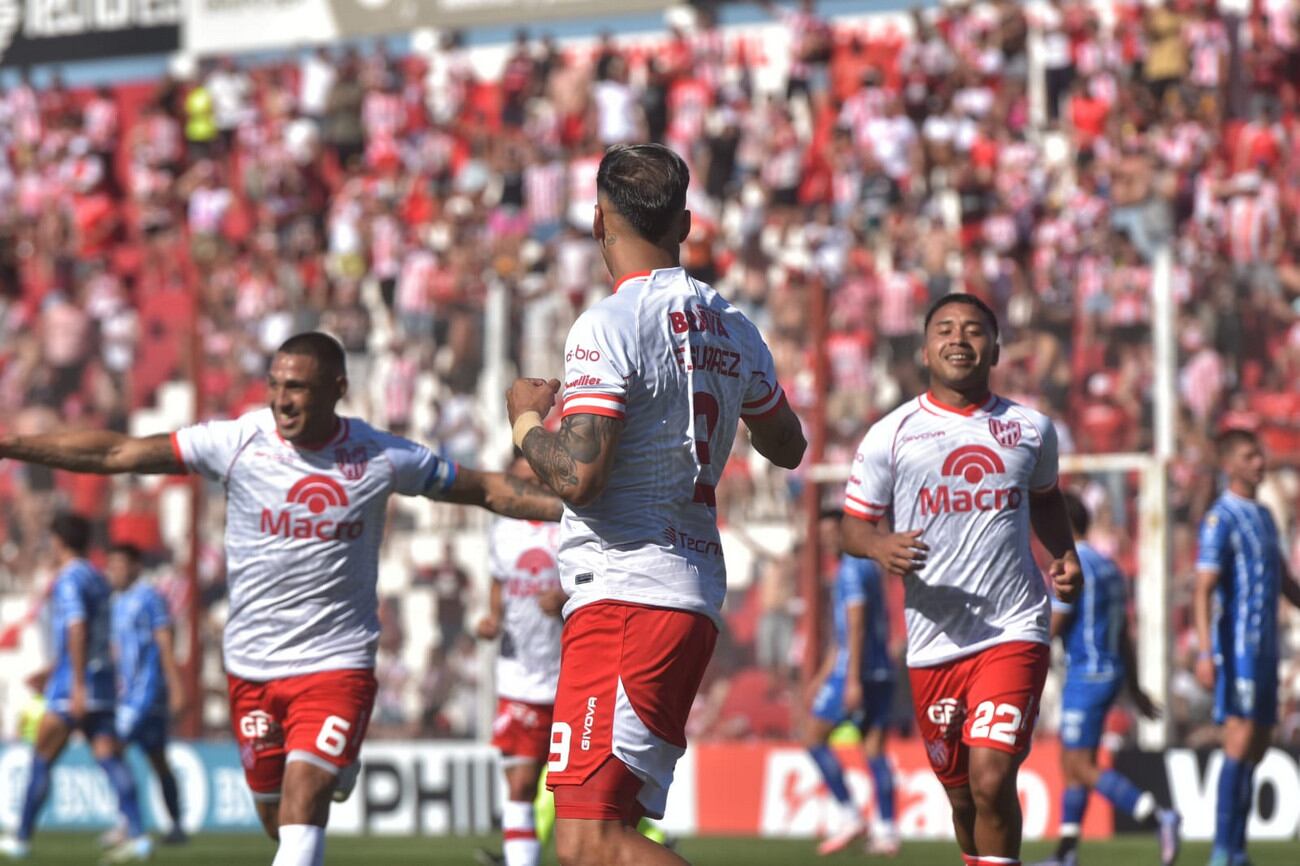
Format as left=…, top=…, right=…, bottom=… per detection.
left=989, top=418, right=1022, bottom=449
left=335, top=446, right=368, bottom=481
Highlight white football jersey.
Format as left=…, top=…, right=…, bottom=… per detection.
left=844, top=393, right=1058, bottom=667
left=559, top=267, right=785, bottom=623
left=488, top=517, right=563, bottom=704
left=172, top=409, right=457, bottom=681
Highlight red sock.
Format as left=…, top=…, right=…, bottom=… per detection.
left=962, top=855, right=979, bottom=866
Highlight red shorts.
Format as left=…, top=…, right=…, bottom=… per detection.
left=908, top=640, right=1050, bottom=788
left=228, top=668, right=377, bottom=800
left=491, top=698, right=554, bottom=762
left=546, top=601, right=717, bottom=822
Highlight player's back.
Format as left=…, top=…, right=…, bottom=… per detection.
left=559, top=267, right=785, bottom=621
left=113, top=582, right=169, bottom=710
left=1197, top=491, right=1281, bottom=662
left=1060, top=541, right=1125, bottom=681
left=831, top=555, right=893, bottom=682
left=48, top=559, right=115, bottom=710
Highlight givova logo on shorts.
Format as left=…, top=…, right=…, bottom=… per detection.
left=548, top=697, right=600, bottom=774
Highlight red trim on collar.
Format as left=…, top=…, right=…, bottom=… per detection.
left=278, top=417, right=349, bottom=451
left=924, top=391, right=997, bottom=417
left=612, top=270, right=653, bottom=293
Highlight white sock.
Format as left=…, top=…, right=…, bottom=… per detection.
left=272, top=824, right=325, bottom=866
left=502, top=800, right=540, bottom=866
left=1133, top=791, right=1156, bottom=822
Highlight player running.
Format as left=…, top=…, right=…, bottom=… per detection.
left=0, top=332, right=561, bottom=866
left=804, top=514, right=899, bottom=857
left=1194, top=429, right=1300, bottom=866
left=841, top=293, right=1082, bottom=866
left=506, top=143, right=806, bottom=866
left=105, top=543, right=188, bottom=846
left=0, top=515, right=150, bottom=863
left=475, top=456, right=567, bottom=866
left=1032, top=492, right=1180, bottom=866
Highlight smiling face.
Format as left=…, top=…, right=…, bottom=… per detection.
left=267, top=352, right=346, bottom=445
left=922, top=301, right=999, bottom=399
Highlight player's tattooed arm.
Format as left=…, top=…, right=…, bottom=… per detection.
left=446, top=469, right=564, bottom=522
left=0, top=431, right=185, bottom=475
left=1281, top=560, right=1300, bottom=609
left=521, top=413, right=624, bottom=507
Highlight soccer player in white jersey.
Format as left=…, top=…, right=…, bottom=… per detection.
left=476, top=455, right=567, bottom=866
left=840, top=294, right=1083, bottom=866
left=0, top=332, right=561, bottom=866
left=506, top=143, right=806, bottom=866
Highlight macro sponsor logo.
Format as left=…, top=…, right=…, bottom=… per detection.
left=919, top=446, right=1020, bottom=516
left=668, top=307, right=731, bottom=337
left=260, top=475, right=363, bottom=541
left=581, top=697, right=597, bottom=752
left=663, top=527, right=723, bottom=557
left=941, top=445, right=1005, bottom=483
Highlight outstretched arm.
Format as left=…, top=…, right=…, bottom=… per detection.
left=0, top=431, right=184, bottom=475
left=443, top=468, right=564, bottom=522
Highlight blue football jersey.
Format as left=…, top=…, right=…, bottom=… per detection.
left=1196, top=491, right=1282, bottom=670
left=45, top=559, right=115, bottom=712
left=112, top=581, right=172, bottom=716
left=831, top=555, right=893, bottom=682
left=1055, top=541, right=1126, bottom=681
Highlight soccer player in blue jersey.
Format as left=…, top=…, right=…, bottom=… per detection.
left=1033, top=492, right=1180, bottom=866
left=804, top=512, right=899, bottom=857
left=0, top=515, right=151, bottom=863
left=106, top=543, right=188, bottom=845
left=1194, top=429, right=1300, bottom=866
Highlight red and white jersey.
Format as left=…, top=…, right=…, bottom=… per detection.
left=172, top=409, right=457, bottom=681
left=844, top=393, right=1057, bottom=667
left=488, top=518, right=563, bottom=704
left=558, top=267, right=785, bottom=623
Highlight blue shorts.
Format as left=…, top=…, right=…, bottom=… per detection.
left=1059, top=676, right=1123, bottom=750
left=1214, top=658, right=1278, bottom=726
left=116, top=705, right=170, bottom=752
left=48, top=708, right=117, bottom=740
left=812, top=674, right=895, bottom=732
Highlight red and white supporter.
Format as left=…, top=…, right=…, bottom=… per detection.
left=506, top=144, right=805, bottom=866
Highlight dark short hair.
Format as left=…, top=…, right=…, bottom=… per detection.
left=108, top=542, right=142, bottom=562
left=924, top=293, right=1000, bottom=341
left=276, top=332, right=347, bottom=378
left=1062, top=490, right=1090, bottom=537
left=596, top=143, right=690, bottom=242
left=51, top=513, right=91, bottom=556
left=1216, top=428, right=1259, bottom=460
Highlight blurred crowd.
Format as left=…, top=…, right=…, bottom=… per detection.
left=1, top=0, right=1299, bottom=745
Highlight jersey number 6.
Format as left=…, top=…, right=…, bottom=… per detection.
left=316, top=715, right=353, bottom=758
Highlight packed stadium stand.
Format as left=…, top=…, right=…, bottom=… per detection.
left=0, top=0, right=1298, bottom=753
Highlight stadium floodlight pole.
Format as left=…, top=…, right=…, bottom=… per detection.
left=1142, top=242, right=1176, bottom=751
left=801, top=271, right=829, bottom=682
left=185, top=278, right=204, bottom=739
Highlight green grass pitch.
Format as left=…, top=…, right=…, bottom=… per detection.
left=12, top=834, right=1299, bottom=864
